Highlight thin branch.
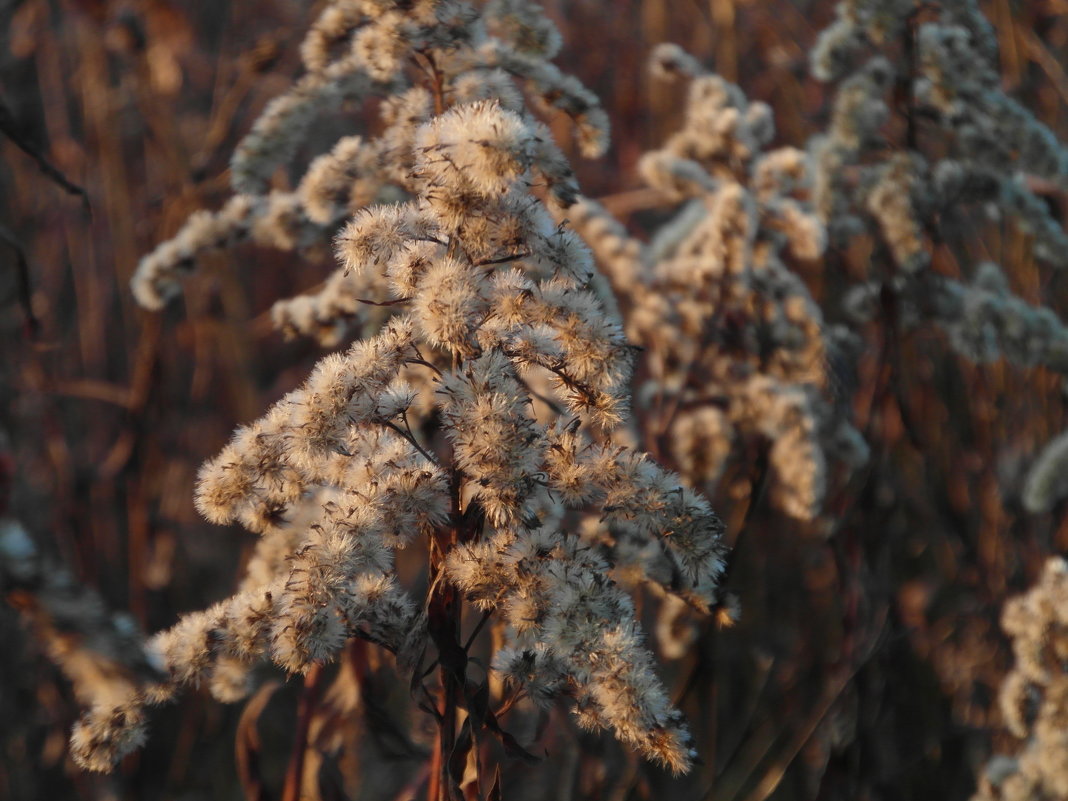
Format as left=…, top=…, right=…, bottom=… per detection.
left=354, top=295, right=411, bottom=307
left=463, top=609, right=493, bottom=652
left=0, top=97, right=89, bottom=212
left=521, top=379, right=566, bottom=415
left=476, top=250, right=532, bottom=267
left=382, top=412, right=440, bottom=468
left=0, top=223, right=38, bottom=336
left=407, top=344, right=445, bottom=377
left=407, top=356, right=445, bottom=377
left=492, top=686, right=526, bottom=721
left=417, top=50, right=446, bottom=117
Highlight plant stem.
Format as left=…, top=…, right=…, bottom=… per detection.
left=281, top=663, right=325, bottom=801
left=427, top=467, right=467, bottom=801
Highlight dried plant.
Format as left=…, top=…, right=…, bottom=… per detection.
left=0, top=517, right=165, bottom=772
left=567, top=43, right=868, bottom=526
left=8, top=0, right=1068, bottom=799
left=71, top=0, right=727, bottom=791
left=973, top=558, right=1068, bottom=801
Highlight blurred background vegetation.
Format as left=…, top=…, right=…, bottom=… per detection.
left=3, top=1, right=1068, bottom=799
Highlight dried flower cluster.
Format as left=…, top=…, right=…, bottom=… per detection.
left=803, top=4, right=1068, bottom=792
left=807, top=4, right=1062, bottom=303
left=805, top=0, right=1068, bottom=516
left=561, top=9, right=1068, bottom=792
left=73, top=0, right=728, bottom=781
left=0, top=518, right=165, bottom=771
left=12, top=0, right=1068, bottom=796
left=973, top=558, right=1068, bottom=801
left=567, top=44, right=866, bottom=524
left=133, top=0, right=607, bottom=347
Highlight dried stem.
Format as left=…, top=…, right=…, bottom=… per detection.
left=281, top=664, right=325, bottom=801
left=427, top=464, right=467, bottom=801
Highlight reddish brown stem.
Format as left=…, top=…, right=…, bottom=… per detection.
left=281, top=663, right=325, bottom=801
left=416, top=50, right=445, bottom=117
left=426, top=453, right=473, bottom=801
left=428, top=525, right=463, bottom=801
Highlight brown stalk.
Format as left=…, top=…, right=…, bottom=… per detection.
left=235, top=682, right=281, bottom=801
left=281, top=663, right=326, bottom=801
left=427, top=474, right=466, bottom=801
left=419, top=53, right=469, bottom=801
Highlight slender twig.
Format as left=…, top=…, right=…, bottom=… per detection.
left=416, top=609, right=499, bottom=684
left=0, top=223, right=38, bottom=336
left=407, top=355, right=445, bottom=378
left=354, top=295, right=412, bottom=307
left=516, top=374, right=566, bottom=415
left=492, top=686, right=526, bottom=721
left=463, top=609, right=493, bottom=651
left=382, top=414, right=439, bottom=467
left=417, top=50, right=446, bottom=117
left=476, top=250, right=532, bottom=267
left=0, top=97, right=89, bottom=212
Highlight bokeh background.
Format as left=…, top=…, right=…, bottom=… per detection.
left=3, top=1, right=1068, bottom=799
